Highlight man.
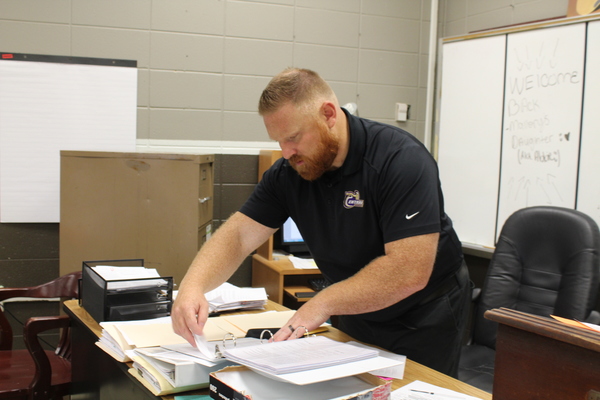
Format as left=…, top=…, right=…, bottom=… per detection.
left=172, top=68, right=470, bottom=377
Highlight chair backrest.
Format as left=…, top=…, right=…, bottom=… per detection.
left=0, top=271, right=82, bottom=351
left=473, top=206, right=600, bottom=349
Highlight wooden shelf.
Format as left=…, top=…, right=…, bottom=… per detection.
left=252, top=254, right=321, bottom=308
left=284, top=285, right=316, bottom=303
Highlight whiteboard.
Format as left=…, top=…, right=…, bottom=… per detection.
left=437, top=19, right=600, bottom=250
left=0, top=54, right=137, bottom=223
left=576, top=20, right=600, bottom=223
left=437, top=35, right=506, bottom=249
left=496, top=24, right=586, bottom=237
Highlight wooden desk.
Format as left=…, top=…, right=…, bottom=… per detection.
left=486, top=308, right=600, bottom=400
left=251, top=254, right=322, bottom=307
left=64, top=299, right=492, bottom=400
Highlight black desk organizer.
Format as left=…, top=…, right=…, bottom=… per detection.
left=81, top=259, right=173, bottom=323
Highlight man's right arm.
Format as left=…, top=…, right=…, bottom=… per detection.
left=171, top=211, right=277, bottom=346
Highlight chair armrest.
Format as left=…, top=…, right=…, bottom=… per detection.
left=586, top=310, right=600, bottom=325
left=23, top=315, right=71, bottom=394
left=0, top=287, right=31, bottom=350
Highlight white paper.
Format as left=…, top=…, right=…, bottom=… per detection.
left=91, top=266, right=169, bottom=290
left=223, top=336, right=378, bottom=374
left=205, top=282, right=267, bottom=312
left=165, top=337, right=260, bottom=365
left=218, top=336, right=404, bottom=385
left=193, top=333, right=219, bottom=361
left=288, top=256, right=319, bottom=269
left=392, top=380, right=483, bottom=400
left=347, top=341, right=406, bottom=380
left=252, top=355, right=403, bottom=385
left=582, top=321, right=600, bottom=332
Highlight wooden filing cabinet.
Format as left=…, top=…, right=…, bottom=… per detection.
left=59, top=151, right=214, bottom=286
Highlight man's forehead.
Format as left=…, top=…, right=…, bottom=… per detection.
left=264, top=103, right=304, bottom=137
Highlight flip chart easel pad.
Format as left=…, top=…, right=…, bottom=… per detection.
left=0, top=57, right=136, bottom=222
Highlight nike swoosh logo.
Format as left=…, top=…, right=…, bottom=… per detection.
left=406, top=211, right=420, bottom=220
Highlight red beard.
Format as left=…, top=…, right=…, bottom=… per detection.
left=289, top=120, right=339, bottom=181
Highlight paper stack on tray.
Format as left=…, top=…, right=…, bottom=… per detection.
left=204, top=282, right=268, bottom=313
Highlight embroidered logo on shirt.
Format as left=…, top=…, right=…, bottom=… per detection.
left=406, top=211, right=420, bottom=220
left=343, top=190, right=365, bottom=209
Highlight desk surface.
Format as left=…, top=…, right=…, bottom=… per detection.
left=64, top=299, right=491, bottom=400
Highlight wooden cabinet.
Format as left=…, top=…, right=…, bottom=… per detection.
left=59, top=151, right=214, bottom=286
left=252, top=150, right=322, bottom=308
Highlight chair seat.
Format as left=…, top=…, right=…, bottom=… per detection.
left=458, top=344, right=495, bottom=393
left=0, top=349, right=71, bottom=398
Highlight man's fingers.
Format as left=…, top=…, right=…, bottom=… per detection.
left=271, top=320, right=299, bottom=341
left=172, top=306, right=206, bottom=347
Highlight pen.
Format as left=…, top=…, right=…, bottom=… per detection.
left=410, top=389, right=435, bottom=395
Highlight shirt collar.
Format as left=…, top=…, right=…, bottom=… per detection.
left=337, top=107, right=365, bottom=177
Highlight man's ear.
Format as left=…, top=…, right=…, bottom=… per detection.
left=321, top=101, right=337, bottom=128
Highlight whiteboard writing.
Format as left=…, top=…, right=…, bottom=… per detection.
left=496, top=23, right=586, bottom=238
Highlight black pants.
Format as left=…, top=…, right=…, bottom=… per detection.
left=337, top=261, right=471, bottom=378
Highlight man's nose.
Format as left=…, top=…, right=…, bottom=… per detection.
left=280, top=143, right=297, bottom=159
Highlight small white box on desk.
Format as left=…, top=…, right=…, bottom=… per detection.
left=209, top=365, right=391, bottom=400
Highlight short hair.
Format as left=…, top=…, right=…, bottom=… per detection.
left=258, top=68, right=336, bottom=115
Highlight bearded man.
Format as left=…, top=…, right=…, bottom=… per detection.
left=172, top=68, right=470, bottom=377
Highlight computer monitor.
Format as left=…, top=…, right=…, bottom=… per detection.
left=274, top=217, right=312, bottom=258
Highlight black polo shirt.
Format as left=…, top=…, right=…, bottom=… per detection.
left=240, top=110, right=463, bottom=321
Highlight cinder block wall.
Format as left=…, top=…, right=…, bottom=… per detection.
left=0, top=0, right=569, bottom=291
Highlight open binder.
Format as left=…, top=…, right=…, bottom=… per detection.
left=217, top=335, right=405, bottom=385
left=164, top=331, right=405, bottom=386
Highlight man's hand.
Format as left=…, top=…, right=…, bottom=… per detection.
left=170, top=213, right=278, bottom=346
left=271, top=296, right=331, bottom=341
left=171, top=289, right=210, bottom=347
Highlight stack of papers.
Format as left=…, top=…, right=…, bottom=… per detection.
left=218, top=336, right=405, bottom=385
left=97, top=316, right=188, bottom=362
left=222, top=336, right=378, bottom=375
left=204, top=282, right=268, bottom=313
left=91, top=265, right=170, bottom=290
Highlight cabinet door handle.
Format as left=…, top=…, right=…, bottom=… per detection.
left=199, top=197, right=212, bottom=204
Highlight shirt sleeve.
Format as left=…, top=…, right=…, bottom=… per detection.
left=238, top=158, right=290, bottom=229
left=377, top=143, right=442, bottom=244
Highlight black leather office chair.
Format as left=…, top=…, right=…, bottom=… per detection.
left=458, top=206, right=600, bottom=393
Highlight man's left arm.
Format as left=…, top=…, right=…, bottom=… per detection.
left=271, top=232, right=438, bottom=340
